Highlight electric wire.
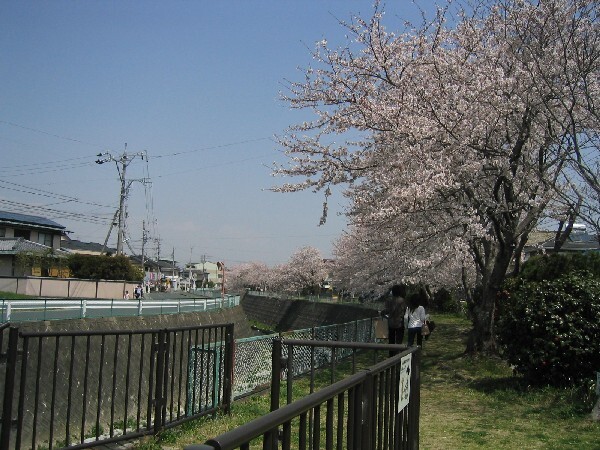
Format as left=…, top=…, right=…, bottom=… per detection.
left=0, top=120, right=105, bottom=148
left=0, top=180, right=115, bottom=209
left=0, top=161, right=98, bottom=177
left=0, top=199, right=113, bottom=225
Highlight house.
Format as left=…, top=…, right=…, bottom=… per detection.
left=128, top=255, right=181, bottom=292
left=61, top=236, right=117, bottom=255
left=524, top=225, right=600, bottom=259
left=183, top=261, right=224, bottom=290
left=538, top=225, right=599, bottom=254
left=0, top=210, right=68, bottom=276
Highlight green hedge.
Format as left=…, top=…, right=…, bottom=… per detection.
left=67, top=254, right=143, bottom=281
left=518, top=252, right=600, bottom=282
left=498, top=270, right=600, bottom=386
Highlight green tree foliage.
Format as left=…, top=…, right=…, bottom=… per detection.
left=498, top=254, right=600, bottom=387
left=15, top=249, right=69, bottom=277
left=67, top=254, right=143, bottom=281
left=431, top=287, right=460, bottom=313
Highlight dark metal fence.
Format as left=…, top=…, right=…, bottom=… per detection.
left=0, top=322, right=234, bottom=450
left=186, top=339, right=421, bottom=450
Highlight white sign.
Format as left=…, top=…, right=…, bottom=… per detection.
left=398, top=353, right=412, bottom=412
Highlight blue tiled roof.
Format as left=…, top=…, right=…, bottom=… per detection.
left=0, top=210, right=65, bottom=230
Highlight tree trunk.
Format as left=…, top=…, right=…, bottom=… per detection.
left=466, top=246, right=514, bottom=354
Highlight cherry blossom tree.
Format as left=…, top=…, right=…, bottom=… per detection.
left=332, top=224, right=475, bottom=298
left=274, top=0, right=600, bottom=353
left=227, top=261, right=271, bottom=292
left=271, top=246, right=330, bottom=295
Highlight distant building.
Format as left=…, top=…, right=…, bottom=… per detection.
left=184, top=261, right=224, bottom=289
left=0, top=210, right=69, bottom=276
left=525, top=225, right=599, bottom=259
left=61, top=236, right=117, bottom=255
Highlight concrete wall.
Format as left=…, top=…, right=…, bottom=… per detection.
left=16, top=304, right=253, bottom=338
left=241, top=294, right=378, bottom=331
left=0, top=276, right=138, bottom=299
left=0, top=257, right=13, bottom=277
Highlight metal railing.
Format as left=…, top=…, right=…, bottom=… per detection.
left=0, top=295, right=240, bottom=322
left=0, top=315, right=398, bottom=449
left=187, top=340, right=420, bottom=450
left=0, top=322, right=234, bottom=450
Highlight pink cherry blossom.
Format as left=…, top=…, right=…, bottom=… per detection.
left=273, top=0, right=600, bottom=353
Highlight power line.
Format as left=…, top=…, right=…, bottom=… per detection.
left=0, top=154, right=96, bottom=170
left=150, top=153, right=274, bottom=179
left=0, top=161, right=99, bottom=177
left=148, top=137, right=271, bottom=159
left=0, top=199, right=113, bottom=225
left=0, top=120, right=104, bottom=147
left=0, top=180, right=115, bottom=209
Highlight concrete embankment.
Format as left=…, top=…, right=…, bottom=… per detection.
left=241, top=294, right=378, bottom=331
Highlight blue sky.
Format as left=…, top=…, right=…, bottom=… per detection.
left=0, top=1, right=430, bottom=267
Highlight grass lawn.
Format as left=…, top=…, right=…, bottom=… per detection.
left=0, top=291, right=35, bottom=299
left=419, top=315, right=599, bottom=449
left=135, top=314, right=600, bottom=449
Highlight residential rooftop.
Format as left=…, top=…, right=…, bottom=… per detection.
left=0, top=210, right=66, bottom=231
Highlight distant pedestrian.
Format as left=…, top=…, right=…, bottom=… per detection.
left=124, top=290, right=130, bottom=300
left=405, top=293, right=427, bottom=347
left=381, top=284, right=407, bottom=354
left=134, top=285, right=142, bottom=299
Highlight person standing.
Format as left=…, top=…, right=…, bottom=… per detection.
left=381, top=284, right=407, bottom=351
left=124, top=290, right=130, bottom=300
left=406, top=293, right=427, bottom=347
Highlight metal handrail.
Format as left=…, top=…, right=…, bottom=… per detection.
left=187, top=343, right=420, bottom=450
left=193, top=352, right=407, bottom=450
left=0, top=295, right=241, bottom=322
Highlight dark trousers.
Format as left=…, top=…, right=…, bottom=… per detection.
left=407, top=327, right=423, bottom=346
left=388, top=326, right=404, bottom=356
left=388, top=326, right=404, bottom=345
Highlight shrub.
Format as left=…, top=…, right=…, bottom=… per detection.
left=518, top=252, right=600, bottom=282
left=431, top=287, right=460, bottom=313
left=67, top=254, right=143, bottom=281
left=497, top=272, right=600, bottom=386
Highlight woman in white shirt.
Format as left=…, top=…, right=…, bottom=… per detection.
left=405, top=293, right=427, bottom=346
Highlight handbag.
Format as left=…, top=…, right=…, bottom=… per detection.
left=375, top=318, right=389, bottom=339
left=421, top=322, right=431, bottom=336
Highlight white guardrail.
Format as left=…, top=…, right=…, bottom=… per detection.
left=0, top=295, right=240, bottom=322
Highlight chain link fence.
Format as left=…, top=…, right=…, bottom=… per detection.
left=232, top=318, right=375, bottom=399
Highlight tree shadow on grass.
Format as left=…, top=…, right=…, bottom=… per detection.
left=469, top=375, right=527, bottom=394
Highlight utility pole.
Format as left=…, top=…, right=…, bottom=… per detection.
left=171, top=247, right=176, bottom=290
left=141, top=220, right=148, bottom=281
left=201, top=254, right=206, bottom=288
left=95, top=145, right=146, bottom=255
left=156, top=237, right=162, bottom=282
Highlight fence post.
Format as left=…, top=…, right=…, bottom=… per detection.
left=222, top=324, right=234, bottom=414
left=361, top=371, right=375, bottom=450
left=153, top=329, right=167, bottom=434
left=270, top=337, right=282, bottom=413
left=286, top=343, right=293, bottom=405
left=1, top=327, right=19, bottom=450
left=5, top=301, right=11, bottom=322
left=407, top=347, right=421, bottom=449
